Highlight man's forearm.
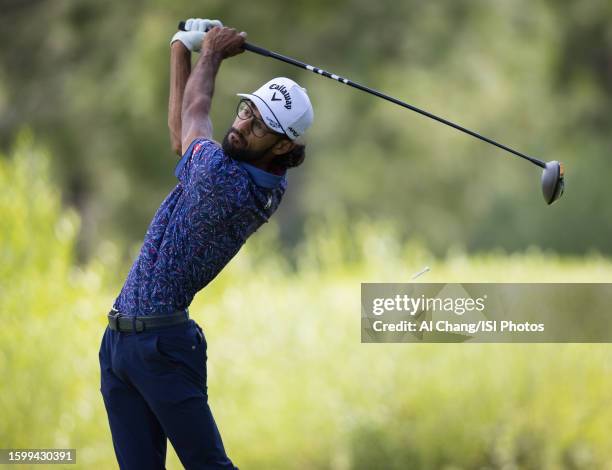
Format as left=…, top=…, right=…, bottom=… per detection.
left=179, top=51, right=222, bottom=151
left=180, top=27, right=245, bottom=152
left=168, top=42, right=191, bottom=156
left=181, top=51, right=222, bottom=124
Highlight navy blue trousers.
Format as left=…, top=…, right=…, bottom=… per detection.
left=99, top=319, right=238, bottom=470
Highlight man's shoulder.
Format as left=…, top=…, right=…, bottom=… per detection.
left=190, top=138, right=222, bottom=160
left=187, top=139, right=252, bottom=194
left=176, top=138, right=221, bottom=183
left=189, top=139, right=237, bottom=173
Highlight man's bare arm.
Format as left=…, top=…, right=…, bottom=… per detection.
left=181, top=27, right=246, bottom=154
left=168, top=41, right=191, bottom=156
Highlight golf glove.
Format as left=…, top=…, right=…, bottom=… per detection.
left=171, top=18, right=223, bottom=52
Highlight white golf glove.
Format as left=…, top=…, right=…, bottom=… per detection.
left=171, top=18, right=223, bottom=52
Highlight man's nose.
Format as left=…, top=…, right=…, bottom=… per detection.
left=234, top=117, right=252, bottom=135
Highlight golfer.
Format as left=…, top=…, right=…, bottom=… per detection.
left=98, top=18, right=314, bottom=469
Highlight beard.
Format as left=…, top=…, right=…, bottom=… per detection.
left=222, top=127, right=270, bottom=163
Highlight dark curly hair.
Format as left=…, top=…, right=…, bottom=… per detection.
left=273, top=143, right=306, bottom=170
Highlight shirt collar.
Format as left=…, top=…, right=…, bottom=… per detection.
left=238, top=162, right=285, bottom=189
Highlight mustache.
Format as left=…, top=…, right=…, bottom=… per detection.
left=228, top=127, right=247, bottom=146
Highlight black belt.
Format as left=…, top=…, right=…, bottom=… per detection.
left=107, top=308, right=189, bottom=333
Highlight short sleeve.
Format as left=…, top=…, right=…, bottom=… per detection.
left=174, top=138, right=219, bottom=185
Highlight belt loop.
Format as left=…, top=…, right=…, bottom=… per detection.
left=108, top=310, right=121, bottom=332
left=131, top=315, right=145, bottom=333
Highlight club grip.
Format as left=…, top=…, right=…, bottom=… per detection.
left=176, top=20, right=270, bottom=56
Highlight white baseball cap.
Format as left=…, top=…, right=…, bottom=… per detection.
left=237, top=77, right=314, bottom=140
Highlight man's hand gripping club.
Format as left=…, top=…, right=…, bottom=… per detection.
left=168, top=18, right=246, bottom=155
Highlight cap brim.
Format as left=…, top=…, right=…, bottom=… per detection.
left=236, top=93, right=289, bottom=137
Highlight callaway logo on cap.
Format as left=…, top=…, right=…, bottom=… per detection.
left=237, top=77, right=314, bottom=140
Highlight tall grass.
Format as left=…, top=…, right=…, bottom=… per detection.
left=1, top=136, right=611, bottom=469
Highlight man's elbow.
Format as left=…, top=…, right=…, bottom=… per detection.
left=182, top=96, right=212, bottom=123
left=172, top=141, right=182, bottom=156
left=168, top=124, right=182, bottom=156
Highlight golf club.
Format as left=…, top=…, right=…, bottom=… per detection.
left=179, top=21, right=565, bottom=204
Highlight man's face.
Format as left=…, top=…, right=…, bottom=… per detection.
left=222, top=100, right=286, bottom=163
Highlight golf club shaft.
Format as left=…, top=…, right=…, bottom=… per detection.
left=178, top=21, right=546, bottom=169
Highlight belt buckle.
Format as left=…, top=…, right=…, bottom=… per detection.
left=108, top=310, right=122, bottom=331
left=133, top=317, right=145, bottom=333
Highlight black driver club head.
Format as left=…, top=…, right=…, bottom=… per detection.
left=541, top=161, right=564, bottom=205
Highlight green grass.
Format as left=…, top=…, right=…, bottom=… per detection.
left=2, top=136, right=611, bottom=469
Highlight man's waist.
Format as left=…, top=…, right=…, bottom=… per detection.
left=107, top=307, right=189, bottom=333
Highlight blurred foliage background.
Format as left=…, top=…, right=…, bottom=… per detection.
left=2, top=0, right=612, bottom=469
left=2, top=135, right=612, bottom=469
left=2, top=0, right=612, bottom=260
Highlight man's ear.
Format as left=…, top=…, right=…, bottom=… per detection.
left=272, top=138, right=295, bottom=155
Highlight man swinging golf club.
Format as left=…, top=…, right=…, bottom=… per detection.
left=98, top=18, right=313, bottom=469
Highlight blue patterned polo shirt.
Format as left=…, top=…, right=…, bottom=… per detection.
left=112, top=138, right=287, bottom=316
